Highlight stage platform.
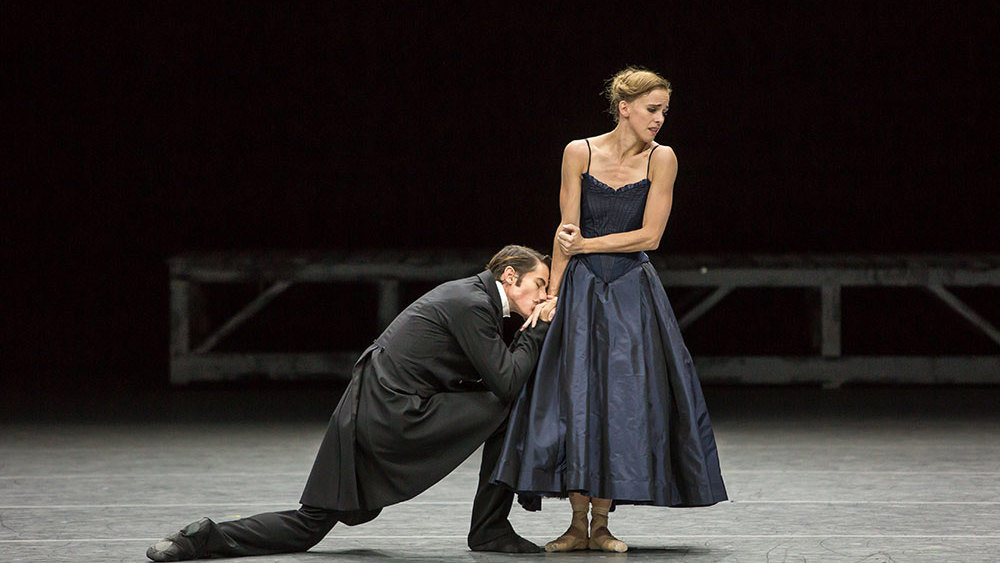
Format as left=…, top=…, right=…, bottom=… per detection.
left=2, top=385, right=999, bottom=562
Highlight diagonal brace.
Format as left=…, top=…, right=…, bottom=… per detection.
left=927, top=284, right=1000, bottom=348
left=195, top=281, right=293, bottom=354
left=679, top=286, right=733, bottom=330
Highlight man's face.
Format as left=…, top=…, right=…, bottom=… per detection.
left=500, top=263, right=549, bottom=319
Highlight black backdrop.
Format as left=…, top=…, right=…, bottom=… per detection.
left=4, top=3, right=998, bottom=388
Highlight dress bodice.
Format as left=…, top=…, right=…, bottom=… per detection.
left=578, top=172, right=650, bottom=283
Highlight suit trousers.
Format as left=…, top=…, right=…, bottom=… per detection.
left=191, top=419, right=516, bottom=557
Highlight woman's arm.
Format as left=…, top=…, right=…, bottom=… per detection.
left=558, top=146, right=677, bottom=255
left=547, top=140, right=588, bottom=297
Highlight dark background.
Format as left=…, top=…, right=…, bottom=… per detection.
left=4, top=3, right=998, bottom=394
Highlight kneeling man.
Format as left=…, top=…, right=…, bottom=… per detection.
left=147, top=245, right=556, bottom=560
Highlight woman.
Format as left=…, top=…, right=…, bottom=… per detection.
left=493, top=67, right=727, bottom=553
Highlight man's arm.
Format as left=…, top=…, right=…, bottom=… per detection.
left=450, top=304, right=549, bottom=403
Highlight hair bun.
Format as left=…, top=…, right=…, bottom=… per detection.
left=603, top=66, right=671, bottom=123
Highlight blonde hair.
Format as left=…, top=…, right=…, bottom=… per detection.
left=604, top=66, right=671, bottom=123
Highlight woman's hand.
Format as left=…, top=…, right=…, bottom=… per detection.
left=521, top=296, right=558, bottom=331
left=539, top=296, right=558, bottom=322
left=556, top=224, right=587, bottom=255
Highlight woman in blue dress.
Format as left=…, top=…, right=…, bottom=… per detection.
left=492, top=67, right=727, bottom=552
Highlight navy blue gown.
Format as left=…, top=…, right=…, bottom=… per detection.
left=492, top=141, right=727, bottom=510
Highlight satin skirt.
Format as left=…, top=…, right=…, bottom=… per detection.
left=491, top=256, right=727, bottom=510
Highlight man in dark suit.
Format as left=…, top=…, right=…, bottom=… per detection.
left=147, top=245, right=556, bottom=561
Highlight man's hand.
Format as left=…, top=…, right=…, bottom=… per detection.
left=521, top=296, right=558, bottom=331
left=557, top=224, right=586, bottom=255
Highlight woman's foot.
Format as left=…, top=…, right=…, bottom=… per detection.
left=544, top=493, right=590, bottom=552
left=544, top=526, right=588, bottom=552
left=588, top=525, right=628, bottom=552
left=589, top=502, right=628, bottom=552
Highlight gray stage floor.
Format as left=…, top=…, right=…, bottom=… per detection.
left=2, top=386, right=998, bottom=562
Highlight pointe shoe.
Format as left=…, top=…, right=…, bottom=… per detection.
left=544, top=531, right=589, bottom=552
left=588, top=526, right=628, bottom=552
left=544, top=504, right=589, bottom=552
left=588, top=506, right=627, bottom=552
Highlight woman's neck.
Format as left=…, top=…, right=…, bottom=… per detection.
left=604, top=123, right=651, bottom=162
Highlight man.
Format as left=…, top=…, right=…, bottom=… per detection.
left=147, top=245, right=557, bottom=561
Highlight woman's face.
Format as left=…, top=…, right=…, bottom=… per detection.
left=622, top=88, right=670, bottom=142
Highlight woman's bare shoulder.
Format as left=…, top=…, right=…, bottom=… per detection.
left=652, top=144, right=677, bottom=167
left=653, top=144, right=676, bottom=158
left=562, top=139, right=590, bottom=169
left=563, top=138, right=590, bottom=157
left=650, top=145, right=678, bottom=181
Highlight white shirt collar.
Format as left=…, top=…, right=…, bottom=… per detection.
left=495, top=281, right=511, bottom=318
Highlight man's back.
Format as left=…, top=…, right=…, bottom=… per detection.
left=372, top=273, right=497, bottom=394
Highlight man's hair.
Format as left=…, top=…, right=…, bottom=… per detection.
left=487, top=245, right=550, bottom=286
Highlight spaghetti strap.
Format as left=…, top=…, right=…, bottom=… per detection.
left=585, top=139, right=592, bottom=174
left=646, top=144, right=658, bottom=179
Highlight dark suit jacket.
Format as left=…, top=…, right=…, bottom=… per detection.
left=299, top=270, right=549, bottom=513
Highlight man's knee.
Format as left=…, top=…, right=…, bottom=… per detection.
left=297, top=505, right=380, bottom=528
left=336, top=507, right=382, bottom=527
left=299, top=505, right=338, bottom=522
left=296, top=505, right=340, bottom=539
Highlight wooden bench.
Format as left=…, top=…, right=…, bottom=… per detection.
left=169, top=252, right=1000, bottom=386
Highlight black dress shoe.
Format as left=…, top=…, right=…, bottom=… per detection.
left=146, top=517, right=211, bottom=561
left=470, top=532, right=543, bottom=553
